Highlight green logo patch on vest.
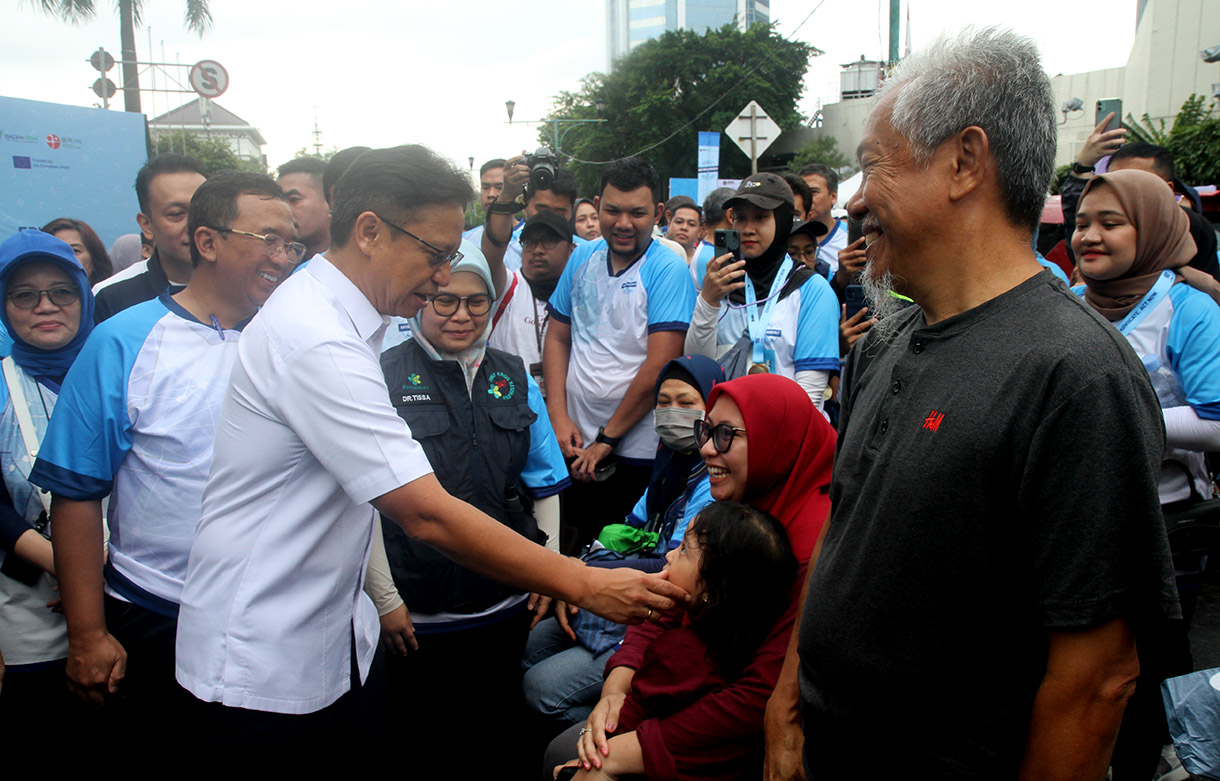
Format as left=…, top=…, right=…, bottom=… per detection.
left=487, top=371, right=515, bottom=400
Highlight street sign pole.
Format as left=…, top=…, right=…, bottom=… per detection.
left=749, top=103, right=758, bottom=173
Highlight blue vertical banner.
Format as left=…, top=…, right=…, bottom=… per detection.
left=0, top=96, right=148, bottom=248
left=697, top=131, right=720, bottom=206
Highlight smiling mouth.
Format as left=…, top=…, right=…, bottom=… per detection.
left=708, top=465, right=730, bottom=477
left=257, top=270, right=281, bottom=284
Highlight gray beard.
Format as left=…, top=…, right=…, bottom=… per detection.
left=861, top=261, right=903, bottom=322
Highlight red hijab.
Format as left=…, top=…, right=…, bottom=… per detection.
left=706, top=374, right=837, bottom=562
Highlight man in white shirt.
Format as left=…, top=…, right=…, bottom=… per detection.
left=486, top=211, right=575, bottom=391
left=174, top=145, right=684, bottom=744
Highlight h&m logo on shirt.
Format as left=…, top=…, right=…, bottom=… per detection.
left=620, top=280, right=638, bottom=292
left=922, top=410, right=945, bottom=433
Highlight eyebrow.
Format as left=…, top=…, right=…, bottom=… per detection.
left=1077, top=209, right=1128, bottom=219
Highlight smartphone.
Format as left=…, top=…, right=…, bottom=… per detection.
left=1096, top=98, right=1122, bottom=133
left=847, top=218, right=864, bottom=245
left=714, top=229, right=741, bottom=261
left=844, top=284, right=869, bottom=319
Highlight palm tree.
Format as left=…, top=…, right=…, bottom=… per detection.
left=30, top=0, right=213, bottom=114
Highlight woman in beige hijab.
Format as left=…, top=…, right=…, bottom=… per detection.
left=1073, top=167, right=1215, bottom=778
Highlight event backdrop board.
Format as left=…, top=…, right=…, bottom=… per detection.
left=0, top=95, right=147, bottom=248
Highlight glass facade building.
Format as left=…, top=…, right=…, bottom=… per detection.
left=606, top=0, right=770, bottom=67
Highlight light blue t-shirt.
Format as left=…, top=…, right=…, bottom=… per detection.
left=30, top=293, right=245, bottom=606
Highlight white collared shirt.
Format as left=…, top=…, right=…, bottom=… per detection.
left=175, top=255, right=433, bottom=714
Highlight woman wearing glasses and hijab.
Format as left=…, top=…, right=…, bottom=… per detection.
left=0, top=231, right=96, bottom=744
left=372, top=240, right=569, bottom=764
left=551, top=373, right=836, bottom=779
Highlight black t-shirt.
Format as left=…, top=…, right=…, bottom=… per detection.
left=797, top=270, right=1180, bottom=777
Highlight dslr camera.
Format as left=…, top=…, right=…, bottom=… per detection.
left=522, top=147, right=559, bottom=190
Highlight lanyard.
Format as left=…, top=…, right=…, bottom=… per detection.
left=1115, top=270, right=1175, bottom=337
left=744, top=257, right=794, bottom=367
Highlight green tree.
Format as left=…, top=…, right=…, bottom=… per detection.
left=29, top=0, right=212, bottom=114
left=292, top=146, right=340, bottom=162
left=788, top=136, right=850, bottom=173
left=152, top=132, right=265, bottom=175
left=1124, top=95, right=1220, bottom=185
left=541, top=23, right=817, bottom=195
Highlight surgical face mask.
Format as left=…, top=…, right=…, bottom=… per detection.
left=654, top=406, right=704, bottom=451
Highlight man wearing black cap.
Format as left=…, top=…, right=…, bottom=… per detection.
left=486, top=211, right=575, bottom=390
left=686, top=172, right=839, bottom=404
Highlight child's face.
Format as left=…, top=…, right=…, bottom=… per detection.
left=664, top=527, right=704, bottom=602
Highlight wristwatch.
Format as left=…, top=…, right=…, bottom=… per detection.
left=1071, top=162, right=1095, bottom=176
left=595, top=426, right=622, bottom=450
left=488, top=201, right=525, bottom=215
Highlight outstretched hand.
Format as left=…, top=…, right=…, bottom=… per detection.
left=578, top=567, right=686, bottom=624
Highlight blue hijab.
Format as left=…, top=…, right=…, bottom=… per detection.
left=0, top=230, right=95, bottom=381
left=646, top=354, right=725, bottom=525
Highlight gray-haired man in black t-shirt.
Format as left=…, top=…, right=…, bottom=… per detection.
left=763, top=28, right=1180, bottom=780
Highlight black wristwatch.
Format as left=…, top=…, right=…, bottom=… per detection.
left=595, top=426, right=622, bottom=450
left=488, top=201, right=525, bottom=215
left=1071, top=162, right=1095, bottom=176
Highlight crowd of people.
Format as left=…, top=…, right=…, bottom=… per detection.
left=0, top=24, right=1215, bottom=780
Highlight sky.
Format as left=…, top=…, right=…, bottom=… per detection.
left=3, top=0, right=1139, bottom=176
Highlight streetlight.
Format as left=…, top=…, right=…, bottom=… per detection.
left=503, top=99, right=607, bottom=156
left=468, top=156, right=474, bottom=170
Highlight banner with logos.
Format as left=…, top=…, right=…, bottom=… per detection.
left=0, top=96, right=147, bottom=248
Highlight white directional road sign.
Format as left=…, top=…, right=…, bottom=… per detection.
left=725, top=100, right=781, bottom=173
left=189, top=60, right=229, bottom=99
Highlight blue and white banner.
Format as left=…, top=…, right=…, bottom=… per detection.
left=697, top=131, right=720, bottom=206
left=0, top=96, right=147, bottom=248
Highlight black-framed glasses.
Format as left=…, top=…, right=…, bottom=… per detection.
left=211, top=228, right=307, bottom=264
left=376, top=214, right=463, bottom=268
left=693, top=419, right=747, bottom=454
left=6, top=286, right=79, bottom=310
left=521, top=235, right=564, bottom=251
left=428, top=293, right=492, bottom=317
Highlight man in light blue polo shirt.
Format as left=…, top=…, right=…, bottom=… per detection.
left=544, top=157, right=695, bottom=553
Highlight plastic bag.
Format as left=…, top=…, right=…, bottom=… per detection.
left=1161, top=667, right=1220, bottom=778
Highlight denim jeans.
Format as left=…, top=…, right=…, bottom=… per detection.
left=521, top=616, right=616, bottom=726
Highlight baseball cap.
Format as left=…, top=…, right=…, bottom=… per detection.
left=790, top=218, right=829, bottom=240
left=724, top=173, right=795, bottom=212
left=521, top=211, right=573, bottom=244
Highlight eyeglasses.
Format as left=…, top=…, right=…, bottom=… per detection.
left=693, top=419, right=746, bottom=454
left=521, top=235, right=564, bottom=251
left=429, top=293, right=492, bottom=317
left=376, top=214, right=463, bottom=268
left=6, top=286, right=79, bottom=310
left=211, top=228, right=307, bottom=264
left=788, top=246, right=819, bottom=261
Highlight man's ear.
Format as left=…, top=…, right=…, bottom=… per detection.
left=654, top=202, right=665, bottom=226
left=136, top=212, right=154, bottom=241
left=194, top=226, right=218, bottom=265
left=353, top=211, right=382, bottom=257
left=947, top=125, right=989, bottom=202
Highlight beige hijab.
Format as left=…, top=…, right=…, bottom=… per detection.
left=1078, top=169, right=1197, bottom=320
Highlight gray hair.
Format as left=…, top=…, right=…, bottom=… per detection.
left=879, top=27, right=1056, bottom=232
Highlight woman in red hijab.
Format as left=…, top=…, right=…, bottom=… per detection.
left=549, top=375, right=835, bottom=779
